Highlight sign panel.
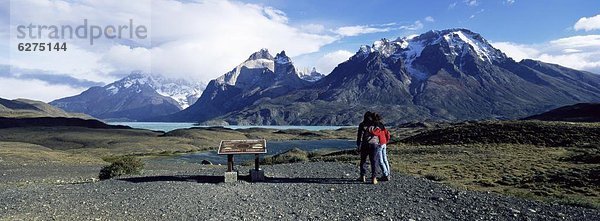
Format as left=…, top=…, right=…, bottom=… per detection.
left=217, top=139, right=267, bottom=155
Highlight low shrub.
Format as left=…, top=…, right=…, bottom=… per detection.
left=424, top=173, right=448, bottom=181
left=99, top=156, right=144, bottom=180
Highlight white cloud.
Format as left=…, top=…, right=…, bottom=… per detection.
left=469, top=9, right=485, bottom=20
left=9, top=43, right=114, bottom=83
left=263, top=7, right=288, bottom=24
left=549, top=35, right=600, bottom=48
left=333, top=25, right=392, bottom=37
left=465, top=0, right=478, bottom=6
left=2, top=0, right=341, bottom=101
left=574, top=14, right=600, bottom=31
left=333, top=20, right=424, bottom=37
left=491, top=42, right=540, bottom=61
left=492, top=35, right=600, bottom=74
left=1, top=0, right=433, bottom=102
left=0, top=77, right=87, bottom=102
left=401, top=20, right=424, bottom=30
left=563, top=48, right=581, bottom=53
left=448, top=2, right=458, bottom=9
left=147, top=0, right=337, bottom=81
left=300, top=24, right=326, bottom=34
left=425, top=16, right=435, bottom=22
left=102, top=45, right=151, bottom=74
left=505, top=0, right=515, bottom=5
left=316, top=50, right=354, bottom=75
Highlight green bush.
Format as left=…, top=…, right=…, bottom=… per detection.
left=262, top=148, right=309, bottom=165
left=99, top=156, right=144, bottom=180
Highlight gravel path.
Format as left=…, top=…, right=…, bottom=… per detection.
left=1, top=160, right=599, bottom=220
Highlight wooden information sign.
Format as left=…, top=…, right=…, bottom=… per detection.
left=217, top=139, right=267, bottom=155
left=217, top=139, right=267, bottom=173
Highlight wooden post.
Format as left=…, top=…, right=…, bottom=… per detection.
left=254, top=154, right=259, bottom=171
left=227, top=154, right=234, bottom=172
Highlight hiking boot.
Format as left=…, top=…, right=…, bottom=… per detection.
left=357, top=176, right=366, bottom=183
left=379, top=176, right=390, bottom=181
left=372, top=177, right=378, bottom=184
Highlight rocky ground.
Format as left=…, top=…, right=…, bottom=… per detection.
left=1, top=160, right=599, bottom=221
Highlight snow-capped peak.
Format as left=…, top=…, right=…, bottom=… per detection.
left=357, top=29, right=504, bottom=62
left=440, top=29, right=505, bottom=62
left=296, top=67, right=324, bottom=82
left=247, top=48, right=273, bottom=61
left=216, top=49, right=277, bottom=86
left=352, top=28, right=507, bottom=79
left=372, top=38, right=403, bottom=57
left=105, top=72, right=205, bottom=109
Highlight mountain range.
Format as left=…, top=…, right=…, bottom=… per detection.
left=50, top=28, right=600, bottom=125
left=158, top=49, right=314, bottom=122
left=181, top=28, right=600, bottom=125
left=50, top=73, right=205, bottom=121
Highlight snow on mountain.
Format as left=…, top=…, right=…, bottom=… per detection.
left=167, top=49, right=310, bottom=122
left=215, top=49, right=303, bottom=87
left=106, top=72, right=205, bottom=109
left=356, top=28, right=507, bottom=79
left=296, top=67, right=325, bottom=82
left=216, top=49, right=276, bottom=86
left=213, top=49, right=323, bottom=86
left=274, top=51, right=292, bottom=64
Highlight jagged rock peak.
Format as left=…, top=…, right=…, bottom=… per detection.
left=247, top=48, right=274, bottom=61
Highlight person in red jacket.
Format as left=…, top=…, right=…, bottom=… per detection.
left=369, top=113, right=391, bottom=181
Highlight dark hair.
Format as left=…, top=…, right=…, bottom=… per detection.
left=362, top=111, right=373, bottom=124
left=372, top=112, right=385, bottom=129
left=373, top=113, right=382, bottom=124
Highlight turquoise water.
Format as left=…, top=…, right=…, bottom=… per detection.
left=174, top=139, right=356, bottom=165
left=108, top=122, right=351, bottom=132
left=108, top=122, right=197, bottom=132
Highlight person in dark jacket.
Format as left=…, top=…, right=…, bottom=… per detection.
left=356, top=111, right=379, bottom=184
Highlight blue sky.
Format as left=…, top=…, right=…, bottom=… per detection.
left=245, top=0, right=600, bottom=42
left=1, top=0, right=600, bottom=102
left=250, top=0, right=600, bottom=71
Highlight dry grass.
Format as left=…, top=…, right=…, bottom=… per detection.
left=0, top=141, right=103, bottom=165
left=388, top=143, right=599, bottom=209
left=0, top=127, right=205, bottom=160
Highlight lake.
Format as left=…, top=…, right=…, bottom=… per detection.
left=172, top=139, right=356, bottom=165
left=108, top=122, right=352, bottom=132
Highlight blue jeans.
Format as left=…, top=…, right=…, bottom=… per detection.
left=376, top=144, right=390, bottom=177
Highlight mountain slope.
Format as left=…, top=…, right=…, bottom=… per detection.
left=50, top=73, right=204, bottom=121
left=0, top=98, right=92, bottom=119
left=206, top=29, right=600, bottom=125
left=162, top=49, right=311, bottom=122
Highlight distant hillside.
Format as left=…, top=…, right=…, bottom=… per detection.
left=402, top=121, right=600, bottom=147
left=0, top=98, right=92, bottom=119
left=524, top=103, right=600, bottom=122
left=0, top=117, right=130, bottom=129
